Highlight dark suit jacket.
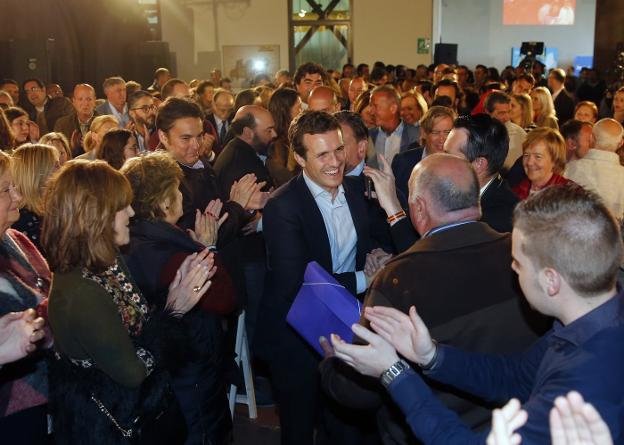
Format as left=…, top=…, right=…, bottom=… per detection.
left=553, top=89, right=575, bottom=125
left=53, top=112, right=96, bottom=149
left=213, top=137, right=273, bottom=193
left=321, top=222, right=547, bottom=445
left=213, top=137, right=272, bottom=262
left=206, top=113, right=233, bottom=156
left=24, top=96, right=73, bottom=133
left=391, top=146, right=424, bottom=209
left=480, top=175, right=519, bottom=233
left=257, top=174, right=372, bottom=360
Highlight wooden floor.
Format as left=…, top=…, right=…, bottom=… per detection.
left=233, top=404, right=281, bottom=445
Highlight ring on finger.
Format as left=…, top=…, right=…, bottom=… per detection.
left=192, top=286, right=201, bottom=293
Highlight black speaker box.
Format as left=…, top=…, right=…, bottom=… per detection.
left=434, top=43, right=458, bottom=65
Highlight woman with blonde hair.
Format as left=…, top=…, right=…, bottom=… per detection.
left=510, top=93, right=536, bottom=131
left=574, top=100, right=598, bottom=124
left=44, top=160, right=214, bottom=444
left=400, top=91, right=428, bottom=127
left=512, top=127, right=574, bottom=200
left=39, top=132, right=72, bottom=165
left=11, top=143, right=59, bottom=251
left=77, top=114, right=119, bottom=159
left=530, top=87, right=559, bottom=129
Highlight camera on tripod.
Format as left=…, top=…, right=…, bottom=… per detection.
left=519, top=41, right=545, bottom=72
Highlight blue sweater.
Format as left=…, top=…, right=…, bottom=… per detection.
left=387, top=290, right=624, bottom=444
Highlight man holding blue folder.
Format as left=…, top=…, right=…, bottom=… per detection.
left=257, top=111, right=383, bottom=445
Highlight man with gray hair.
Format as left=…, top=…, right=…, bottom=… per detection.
left=565, top=118, right=624, bottom=220
left=321, top=153, right=543, bottom=444
left=95, top=76, right=130, bottom=127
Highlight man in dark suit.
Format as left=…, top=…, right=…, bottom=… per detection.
left=21, top=78, right=73, bottom=134
left=54, top=83, right=98, bottom=156
left=258, top=111, right=379, bottom=445
left=213, top=105, right=274, bottom=344
left=369, top=85, right=420, bottom=165
left=206, top=89, right=235, bottom=157
left=444, top=114, right=519, bottom=233
left=321, top=153, right=544, bottom=445
left=391, top=105, right=455, bottom=208
left=549, top=68, right=575, bottom=126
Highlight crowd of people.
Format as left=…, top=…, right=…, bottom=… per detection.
left=0, top=58, right=622, bottom=445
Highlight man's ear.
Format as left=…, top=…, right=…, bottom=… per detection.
left=294, top=151, right=307, bottom=169
left=472, top=156, right=489, bottom=176
left=242, top=126, right=254, bottom=140
left=540, top=267, right=562, bottom=297
left=357, top=139, right=368, bottom=158
left=158, top=129, right=168, bottom=146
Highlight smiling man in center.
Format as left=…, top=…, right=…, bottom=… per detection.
left=257, top=110, right=380, bottom=445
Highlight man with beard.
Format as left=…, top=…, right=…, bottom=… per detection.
left=213, top=105, right=276, bottom=346
left=128, top=90, right=157, bottom=153
left=54, top=83, right=98, bottom=155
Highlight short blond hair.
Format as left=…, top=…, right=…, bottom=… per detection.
left=522, top=127, right=567, bottom=174
left=83, top=115, right=119, bottom=153
left=12, top=144, right=59, bottom=215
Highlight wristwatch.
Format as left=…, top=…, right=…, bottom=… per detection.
left=380, top=359, right=410, bottom=388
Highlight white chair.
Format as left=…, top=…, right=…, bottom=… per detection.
left=228, top=310, right=257, bottom=419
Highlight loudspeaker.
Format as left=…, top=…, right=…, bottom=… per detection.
left=3, top=39, right=55, bottom=82
left=434, top=43, right=458, bottom=65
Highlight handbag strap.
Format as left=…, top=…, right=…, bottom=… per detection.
left=90, top=394, right=134, bottom=439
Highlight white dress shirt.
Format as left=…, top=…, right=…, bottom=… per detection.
left=374, top=122, right=404, bottom=165
left=303, top=172, right=366, bottom=293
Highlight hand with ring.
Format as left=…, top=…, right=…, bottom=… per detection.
left=166, top=249, right=217, bottom=315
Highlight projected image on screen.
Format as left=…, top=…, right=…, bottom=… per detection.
left=503, top=0, right=576, bottom=25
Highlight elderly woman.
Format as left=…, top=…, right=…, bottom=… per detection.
left=39, top=132, right=72, bottom=165
left=512, top=127, right=574, bottom=200
left=530, top=87, right=559, bottom=130
left=0, top=151, right=52, bottom=444
left=96, top=128, right=138, bottom=170
left=11, top=143, right=59, bottom=251
left=267, top=88, right=302, bottom=186
left=121, top=152, right=234, bottom=444
left=44, top=160, right=214, bottom=444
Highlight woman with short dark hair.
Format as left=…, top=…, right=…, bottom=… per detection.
left=96, top=128, right=138, bottom=170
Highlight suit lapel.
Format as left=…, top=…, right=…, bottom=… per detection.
left=293, top=175, right=333, bottom=270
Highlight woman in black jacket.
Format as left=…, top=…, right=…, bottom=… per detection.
left=121, top=152, right=234, bottom=445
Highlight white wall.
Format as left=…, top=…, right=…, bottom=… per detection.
left=160, top=0, right=434, bottom=79
left=439, top=0, right=596, bottom=70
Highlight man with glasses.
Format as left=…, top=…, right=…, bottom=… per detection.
left=21, top=78, right=73, bottom=134
left=54, top=84, right=98, bottom=154
left=127, top=90, right=157, bottom=153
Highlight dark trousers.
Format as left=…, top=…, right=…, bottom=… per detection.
left=269, top=337, right=378, bottom=445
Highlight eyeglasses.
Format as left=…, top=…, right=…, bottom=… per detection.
left=131, top=105, right=157, bottom=112
left=24, top=87, right=42, bottom=93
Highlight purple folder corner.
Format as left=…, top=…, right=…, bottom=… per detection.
left=286, top=261, right=361, bottom=355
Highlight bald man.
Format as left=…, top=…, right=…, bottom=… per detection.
left=307, top=85, right=341, bottom=113
left=565, top=118, right=624, bottom=220
left=213, top=105, right=276, bottom=343
left=322, top=153, right=543, bottom=444
left=54, top=83, right=98, bottom=153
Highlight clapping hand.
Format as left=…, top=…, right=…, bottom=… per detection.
left=246, top=183, right=271, bottom=210
left=229, top=173, right=258, bottom=209
left=364, top=305, right=436, bottom=366
left=487, top=398, right=528, bottom=445
left=166, top=249, right=216, bottom=315
left=0, top=309, right=46, bottom=365
left=550, top=391, right=613, bottom=445
left=331, top=324, right=400, bottom=378
left=187, top=199, right=229, bottom=247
